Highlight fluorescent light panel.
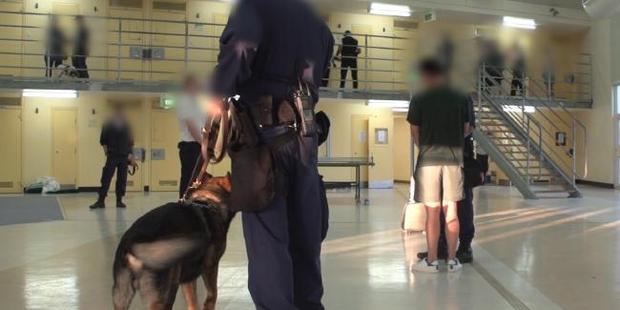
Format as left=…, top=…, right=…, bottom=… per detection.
left=503, top=16, right=536, bottom=30
left=23, top=89, right=78, bottom=98
left=392, top=107, right=409, bottom=113
left=368, top=99, right=409, bottom=109
left=370, top=2, right=411, bottom=17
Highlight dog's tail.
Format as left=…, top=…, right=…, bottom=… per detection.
left=113, top=238, right=136, bottom=310
left=128, top=237, right=203, bottom=271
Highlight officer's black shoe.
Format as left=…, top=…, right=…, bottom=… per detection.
left=89, top=201, right=105, bottom=209
left=456, top=246, right=473, bottom=264
left=116, top=200, right=127, bottom=209
left=416, top=251, right=448, bottom=260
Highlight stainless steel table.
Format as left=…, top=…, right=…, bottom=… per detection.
left=318, top=157, right=375, bottom=203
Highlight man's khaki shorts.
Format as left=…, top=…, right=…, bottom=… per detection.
left=414, top=165, right=464, bottom=207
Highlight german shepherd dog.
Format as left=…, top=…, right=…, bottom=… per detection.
left=112, top=175, right=234, bottom=310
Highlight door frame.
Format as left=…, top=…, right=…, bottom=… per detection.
left=614, top=83, right=620, bottom=188
left=351, top=114, right=370, bottom=183
left=0, top=105, right=22, bottom=193
left=51, top=107, right=79, bottom=188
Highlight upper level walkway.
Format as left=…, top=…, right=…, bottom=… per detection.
left=0, top=11, right=591, bottom=107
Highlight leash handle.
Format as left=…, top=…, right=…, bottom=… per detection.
left=181, top=99, right=232, bottom=202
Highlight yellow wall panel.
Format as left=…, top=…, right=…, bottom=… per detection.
left=0, top=107, right=22, bottom=193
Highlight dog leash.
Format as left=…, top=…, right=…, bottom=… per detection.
left=181, top=99, right=232, bottom=202
left=128, top=160, right=139, bottom=176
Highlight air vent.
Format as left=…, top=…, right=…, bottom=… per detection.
left=159, top=180, right=178, bottom=186
left=109, top=0, right=143, bottom=9
left=0, top=97, right=21, bottom=106
left=393, top=20, right=418, bottom=29
left=153, top=1, right=186, bottom=11
left=127, top=181, right=134, bottom=186
left=0, top=181, right=14, bottom=188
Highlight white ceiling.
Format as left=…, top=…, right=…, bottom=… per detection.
left=511, top=0, right=584, bottom=10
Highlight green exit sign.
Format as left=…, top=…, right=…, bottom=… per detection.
left=160, top=94, right=176, bottom=109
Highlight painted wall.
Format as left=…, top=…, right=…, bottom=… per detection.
left=576, top=19, right=614, bottom=184
left=22, top=93, right=105, bottom=186
left=315, top=99, right=395, bottom=188
left=20, top=93, right=156, bottom=188
left=16, top=93, right=399, bottom=190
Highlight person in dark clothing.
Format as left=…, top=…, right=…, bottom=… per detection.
left=417, top=96, right=488, bottom=263
left=510, top=44, right=526, bottom=96
left=409, top=59, right=471, bottom=273
left=479, top=40, right=504, bottom=92
left=44, top=15, right=66, bottom=78
left=336, top=30, right=361, bottom=89
left=72, top=15, right=90, bottom=79
left=437, top=34, right=455, bottom=72
left=207, top=0, right=333, bottom=308
left=89, top=105, right=134, bottom=209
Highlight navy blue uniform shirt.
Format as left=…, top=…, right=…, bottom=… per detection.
left=100, top=120, right=134, bottom=158
left=212, top=0, right=334, bottom=103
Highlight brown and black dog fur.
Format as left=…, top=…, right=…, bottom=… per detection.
left=112, top=175, right=235, bottom=310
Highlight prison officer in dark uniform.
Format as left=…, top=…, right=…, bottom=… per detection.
left=336, top=30, right=361, bottom=89
left=44, top=15, right=66, bottom=78
left=72, top=15, right=90, bottom=79
left=89, top=105, right=134, bottom=209
left=208, top=0, right=334, bottom=308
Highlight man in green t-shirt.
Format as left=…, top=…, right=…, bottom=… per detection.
left=408, top=59, right=471, bottom=273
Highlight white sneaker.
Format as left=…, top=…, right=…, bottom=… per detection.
left=411, top=258, right=440, bottom=273
left=447, top=258, right=462, bottom=272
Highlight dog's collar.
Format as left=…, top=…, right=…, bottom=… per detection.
left=180, top=200, right=219, bottom=211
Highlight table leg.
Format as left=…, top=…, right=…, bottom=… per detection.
left=355, top=165, right=361, bottom=203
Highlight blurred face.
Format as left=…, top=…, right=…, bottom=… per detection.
left=184, top=77, right=200, bottom=94
left=421, top=72, right=444, bottom=88
left=112, top=105, right=125, bottom=118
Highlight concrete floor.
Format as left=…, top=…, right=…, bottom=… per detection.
left=1, top=184, right=619, bottom=309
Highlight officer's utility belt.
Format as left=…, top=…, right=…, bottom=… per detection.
left=248, top=82, right=316, bottom=138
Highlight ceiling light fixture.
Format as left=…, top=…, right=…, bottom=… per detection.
left=369, top=2, right=412, bottom=17
left=392, top=107, right=409, bottom=113
left=368, top=99, right=410, bottom=109
left=503, top=16, right=536, bottom=30
left=22, top=89, right=78, bottom=98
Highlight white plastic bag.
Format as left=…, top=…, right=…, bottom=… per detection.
left=41, top=177, right=61, bottom=194
left=401, top=176, right=426, bottom=232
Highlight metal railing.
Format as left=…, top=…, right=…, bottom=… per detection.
left=0, top=10, right=594, bottom=103
left=0, top=10, right=412, bottom=92
left=478, top=64, right=588, bottom=186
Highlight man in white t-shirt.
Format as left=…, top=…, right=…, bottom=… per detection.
left=177, top=75, right=205, bottom=198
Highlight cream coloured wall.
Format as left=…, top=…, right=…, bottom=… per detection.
left=577, top=19, right=614, bottom=184
left=19, top=92, right=158, bottom=188
left=315, top=99, right=394, bottom=188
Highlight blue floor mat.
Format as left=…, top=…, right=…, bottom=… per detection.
left=0, top=195, right=64, bottom=225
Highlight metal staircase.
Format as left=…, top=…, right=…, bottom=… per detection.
left=473, top=66, right=587, bottom=199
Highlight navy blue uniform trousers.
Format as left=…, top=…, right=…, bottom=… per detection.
left=438, top=186, right=475, bottom=251
left=242, top=135, right=325, bottom=310
left=98, top=155, right=128, bottom=200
